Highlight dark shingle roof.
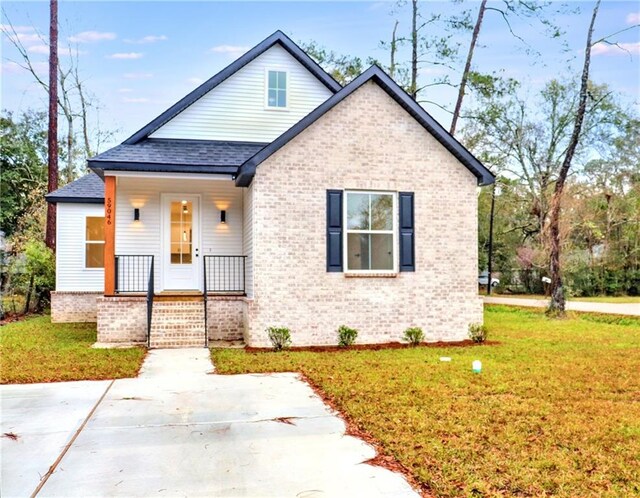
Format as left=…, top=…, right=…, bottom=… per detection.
left=88, top=139, right=267, bottom=175
left=45, top=173, right=104, bottom=204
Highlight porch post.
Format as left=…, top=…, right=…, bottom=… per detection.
left=104, top=175, right=116, bottom=295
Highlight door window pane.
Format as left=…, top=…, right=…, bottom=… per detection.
left=170, top=201, right=193, bottom=264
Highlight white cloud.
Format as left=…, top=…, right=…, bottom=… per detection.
left=187, top=77, right=204, bottom=85
left=0, top=24, right=35, bottom=33
left=107, top=52, right=144, bottom=60
left=27, top=44, right=50, bottom=54
left=592, top=41, right=640, bottom=56
left=68, top=31, right=116, bottom=43
left=1, top=60, right=47, bottom=74
left=27, top=44, right=88, bottom=56
left=123, top=72, right=153, bottom=79
left=124, top=35, right=167, bottom=44
left=118, top=88, right=134, bottom=93
left=209, top=45, right=249, bottom=57
left=122, top=97, right=149, bottom=103
left=626, top=12, right=640, bottom=24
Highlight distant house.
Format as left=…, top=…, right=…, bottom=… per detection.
left=46, top=31, right=494, bottom=348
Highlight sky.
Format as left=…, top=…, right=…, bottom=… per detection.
left=1, top=1, right=639, bottom=151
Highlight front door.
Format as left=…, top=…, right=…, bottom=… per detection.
left=162, top=194, right=200, bottom=291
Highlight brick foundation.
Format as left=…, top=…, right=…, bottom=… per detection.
left=207, top=296, right=245, bottom=341
left=97, top=296, right=147, bottom=344
left=51, top=291, right=101, bottom=323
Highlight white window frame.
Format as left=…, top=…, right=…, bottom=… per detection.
left=343, top=190, right=398, bottom=274
left=84, top=215, right=105, bottom=270
left=264, top=68, right=289, bottom=111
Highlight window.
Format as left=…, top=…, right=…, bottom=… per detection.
left=170, top=200, right=193, bottom=264
left=345, top=191, right=396, bottom=272
left=266, top=70, right=287, bottom=108
left=85, top=217, right=105, bottom=268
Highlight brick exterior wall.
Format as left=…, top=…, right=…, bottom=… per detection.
left=207, top=296, right=244, bottom=341
left=97, top=296, right=147, bottom=344
left=51, top=291, right=101, bottom=323
left=244, top=81, right=483, bottom=347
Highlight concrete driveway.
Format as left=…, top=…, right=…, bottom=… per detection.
left=484, top=296, right=640, bottom=316
left=1, top=349, right=418, bottom=497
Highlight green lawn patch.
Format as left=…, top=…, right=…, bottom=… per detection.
left=212, top=305, right=640, bottom=497
left=1, top=315, right=146, bottom=384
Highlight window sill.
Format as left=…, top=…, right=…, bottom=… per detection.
left=344, top=272, right=398, bottom=278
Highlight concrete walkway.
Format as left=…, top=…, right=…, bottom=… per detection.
left=484, top=296, right=640, bottom=316
left=1, top=349, right=418, bottom=497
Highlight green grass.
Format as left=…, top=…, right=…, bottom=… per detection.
left=0, top=315, right=146, bottom=384
left=212, top=306, right=640, bottom=497
left=491, top=293, right=640, bottom=304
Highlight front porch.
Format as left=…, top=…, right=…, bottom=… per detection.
left=98, top=173, right=251, bottom=348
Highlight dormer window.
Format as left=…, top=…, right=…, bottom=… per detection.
left=266, top=70, right=288, bottom=109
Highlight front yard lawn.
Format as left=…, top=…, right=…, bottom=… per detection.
left=0, top=315, right=146, bottom=384
left=212, top=306, right=640, bottom=497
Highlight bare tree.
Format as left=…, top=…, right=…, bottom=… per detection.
left=450, top=0, right=487, bottom=135
left=389, top=20, right=399, bottom=79
left=410, top=0, right=418, bottom=99
left=547, top=0, right=601, bottom=315
left=46, top=0, right=58, bottom=251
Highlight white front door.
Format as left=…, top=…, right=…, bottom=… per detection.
left=162, top=194, right=200, bottom=291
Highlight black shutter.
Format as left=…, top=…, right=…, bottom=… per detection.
left=326, top=190, right=343, bottom=272
left=399, top=192, right=415, bottom=272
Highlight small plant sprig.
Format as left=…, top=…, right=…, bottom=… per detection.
left=267, top=326, right=291, bottom=351
left=337, top=325, right=358, bottom=347
left=403, top=327, right=424, bottom=346
left=468, top=323, right=488, bottom=343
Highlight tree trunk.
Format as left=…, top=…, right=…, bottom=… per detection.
left=66, top=113, right=73, bottom=183
left=24, top=273, right=34, bottom=315
left=547, top=0, right=600, bottom=316
left=45, top=0, right=58, bottom=251
left=390, top=20, right=399, bottom=79
left=450, top=0, right=487, bottom=135
left=410, top=0, right=418, bottom=99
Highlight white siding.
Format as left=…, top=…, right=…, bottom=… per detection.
left=56, top=203, right=105, bottom=292
left=242, top=184, right=254, bottom=298
left=114, top=176, right=243, bottom=292
left=149, top=45, right=334, bottom=142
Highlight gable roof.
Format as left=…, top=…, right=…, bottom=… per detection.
left=88, top=139, right=267, bottom=176
left=45, top=173, right=105, bottom=204
left=236, top=65, right=495, bottom=187
left=123, top=31, right=342, bottom=145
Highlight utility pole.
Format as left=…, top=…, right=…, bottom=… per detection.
left=487, top=182, right=496, bottom=295
left=45, top=0, right=58, bottom=251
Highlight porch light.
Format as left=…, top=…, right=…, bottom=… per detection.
left=220, top=210, right=226, bottom=224
left=134, top=208, right=140, bottom=221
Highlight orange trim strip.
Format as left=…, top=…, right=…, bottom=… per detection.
left=104, top=176, right=116, bottom=295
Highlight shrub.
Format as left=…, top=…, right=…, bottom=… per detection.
left=403, top=327, right=424, bottom=346
left=468, top=323, right=488, bottom=343
left=337, top=325, right=358, bottom=347
left=267, top=327, right=291, bottom=351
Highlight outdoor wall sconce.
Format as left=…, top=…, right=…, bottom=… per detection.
left=220, top=210, right=227, bottom=224
left=134, top=208, right=140, bottom=221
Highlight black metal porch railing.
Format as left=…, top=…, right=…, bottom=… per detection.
left=114, top=255, right=154, bottom=347
left=203, top=255, right=247, bottom=294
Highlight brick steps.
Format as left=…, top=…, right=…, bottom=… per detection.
left=149, top=300, right=206, bottom=349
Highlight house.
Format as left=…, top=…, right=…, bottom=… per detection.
left=46, top=31, right=494, bottom=348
